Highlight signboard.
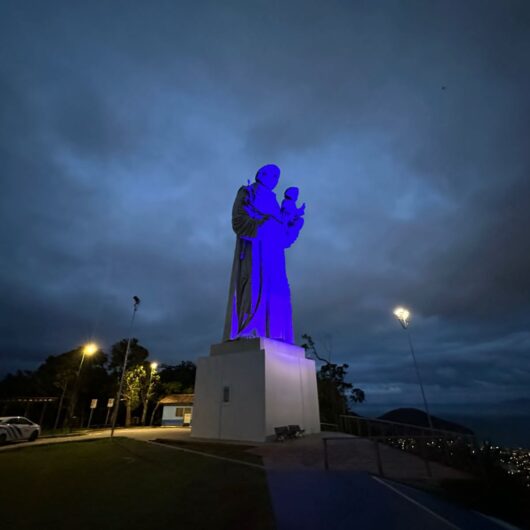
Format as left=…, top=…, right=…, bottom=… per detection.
left=107, top=398, right=115, bottom=408
left=90, top=399, right=98, bottom=409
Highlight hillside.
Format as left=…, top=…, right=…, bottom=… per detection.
left=378, top=408, right=474, bottom=435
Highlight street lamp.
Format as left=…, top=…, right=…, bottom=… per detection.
left=393, top=307, right=434, bottom=433
left=111, top=296, right=141, bottom=437
left=393, top=307, right=410, bottom=329
left=53, top=342, right=98, bottom=431
left=78, top=342, right=98, bottom=376
left=62, top=342, right=98, bottom=428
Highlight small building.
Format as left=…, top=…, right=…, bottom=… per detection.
left=160, top=394, right=194, bottom=426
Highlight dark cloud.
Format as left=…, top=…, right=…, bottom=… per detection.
left=1, top=0, right=529, bottom=407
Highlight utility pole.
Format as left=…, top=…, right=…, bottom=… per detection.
left=110, top=296, right=141, bottom=437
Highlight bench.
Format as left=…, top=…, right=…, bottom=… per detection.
left=274, top=425, right=305, bottom=441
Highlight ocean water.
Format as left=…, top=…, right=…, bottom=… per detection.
left=351, top=403, right=530, bottom=448
left=435, top=413, right=530, bottom=448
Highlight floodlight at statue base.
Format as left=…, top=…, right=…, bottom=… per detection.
left=191, top=337, right=320, bottom=443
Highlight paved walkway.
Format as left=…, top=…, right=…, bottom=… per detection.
left=253, top=432, right=470, bottom=482
left=253, top=433, right=514, bottom=530
left=0, top=426, right=191, bottom=452
left=265, top=469, right=510, bottom=530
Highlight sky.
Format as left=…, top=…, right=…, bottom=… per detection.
left=1, top=0, right=529, bottom=409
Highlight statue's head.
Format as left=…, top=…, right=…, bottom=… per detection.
left=284, top=187, right=299, bottom=201
left=255, top=164, right=280, bottom=190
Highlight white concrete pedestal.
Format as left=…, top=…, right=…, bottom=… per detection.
left=191, top=337, right=320, bottom=442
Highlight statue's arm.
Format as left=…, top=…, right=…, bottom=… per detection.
left=283, top=216, right=305, bottom=248
left=232, top=186, right=261, bottom=239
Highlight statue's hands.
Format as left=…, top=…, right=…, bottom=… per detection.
left=258, top=214, right=270, bottom=225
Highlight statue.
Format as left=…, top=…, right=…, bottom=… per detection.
left=223, top=164, right=305, bottom=344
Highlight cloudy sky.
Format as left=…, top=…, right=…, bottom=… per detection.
left=1, top=1, right=529, bottom=408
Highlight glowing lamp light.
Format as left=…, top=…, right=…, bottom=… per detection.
left=393, top=307, right=410, bottom=329
left=150, top=362, right=158, bottom=371
left=83, top=342, right=98, bottom=356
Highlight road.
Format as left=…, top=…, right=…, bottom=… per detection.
left=0, top=426, right=191, bottom=451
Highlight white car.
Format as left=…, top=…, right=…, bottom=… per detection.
left=0, top=416, right=41, bottom=444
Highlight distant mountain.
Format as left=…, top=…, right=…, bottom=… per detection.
left=378, top=408, right=474, bottom=435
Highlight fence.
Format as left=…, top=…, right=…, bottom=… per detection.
left=321, top=414, right=481, bottom=478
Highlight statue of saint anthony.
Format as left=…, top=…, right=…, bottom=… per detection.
left=223, top=164, right=304, bottom=343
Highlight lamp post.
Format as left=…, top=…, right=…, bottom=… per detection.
left=63, top=342, right=98, bottom=428
left=53, top=380, right=68, bottom=431
left=393, top=307, right=434, bottom=433
left=111, top=296, right=141, bottom=437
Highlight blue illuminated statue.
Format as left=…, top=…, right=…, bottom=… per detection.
left=223, top=164, right=305, bottom=344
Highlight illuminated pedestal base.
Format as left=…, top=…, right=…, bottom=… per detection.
left=191, top=337, right=320, bottom=442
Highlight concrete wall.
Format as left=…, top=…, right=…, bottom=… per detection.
left=192, top=349, right=266, bottom=441
left=264, top=348, right=320, bottom=437
left=192, top=338, right=320, bottom=442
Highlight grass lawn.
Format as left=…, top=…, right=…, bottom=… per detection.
left=0, top=438, right=275, bottom=530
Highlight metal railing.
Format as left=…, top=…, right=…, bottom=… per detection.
left=339, top=414, right=476, bottom=442
left=321, top=415, right=481, bottom=478
left=320, top=422, right=339, bottom=432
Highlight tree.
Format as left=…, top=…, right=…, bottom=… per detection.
left=301, top=334, right=365, bottom=425
left=109, top=339, right=149, bottom=374
left=122, top=365, right=146, bottom=427
left=50, top=358, right=77, bottom=429
left=158, top=361, right=196, bottom=393
left=0, top=370, right=40, bottom=398
left=140, top=364, right=160, bottom=426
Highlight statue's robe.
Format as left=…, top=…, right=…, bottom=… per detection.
left=222, top=182, right=303, bottom=343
